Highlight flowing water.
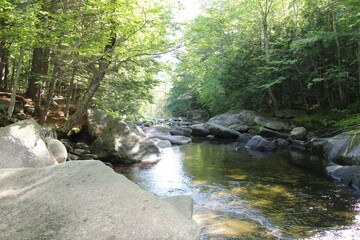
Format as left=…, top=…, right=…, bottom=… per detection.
left=115, top=138, right=360, bottom=239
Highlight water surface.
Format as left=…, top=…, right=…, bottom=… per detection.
left=116, top=139, right=360, bottom=239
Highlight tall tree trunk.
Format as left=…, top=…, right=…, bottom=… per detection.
left=8, top=48, right=25, bottom=117
left=259, top=0, right=277, bottom=110
left=26, top=48, right=50, bottom=99
left=332, top=10, right=345, bottom=105
left=40, top=56, right=61, bottom=124
left=65, top=66, right=77, bottom=118
left=0, top=40, right=9, bottom=91
left=358, top=23, right=360, bottom=99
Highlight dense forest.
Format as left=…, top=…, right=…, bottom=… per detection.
left=167, top=0, right=360, bottom=124
left=0, top=0, right=178, bottom=132
left=1, top=0, right=360, bottom=132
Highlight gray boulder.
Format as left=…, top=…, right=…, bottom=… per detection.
left=254, top=116, right=293, bottom=131
left=290, top=127, right=307, bottom=140
left=208, top=110, right=293, bottom=133
left=46, top=138, right=68, bottom=164
left=0, top=161, right=199, bottom=240
left=190, top=124, right=210, bottom=137
left=170, top=127, right=192, bottom=137
left=204, top=122, right=240, bottom=139
left=246, top=135, right=277, bottom=151
left=86, top=109, right=112, bottom=139
left=150, top=139, right=172, bottom=148
left=307, top=131, right=360, bottom=165
left=144, top=126, right=171, bottom=137
left=326, top=164, right=360, bottom=189
left=208, top=110, right=257, bottom=127
left=91, top=119, right=162, bottom=164
left=259, top=127, right=289, bottom=139
left=0, top=119, right=58, bottom=168
left=148, top=135, right=191, bottom=145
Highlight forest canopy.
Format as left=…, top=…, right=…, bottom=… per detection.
left=0, top=0, right=177, bottom=131
left=167, top=0, right=360, bottom=118
left=1, top=0, right=360, bottom=130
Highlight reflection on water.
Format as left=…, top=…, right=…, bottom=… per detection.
left=115, top=139, right=360, bottom=239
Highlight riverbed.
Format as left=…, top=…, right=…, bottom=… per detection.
left=115, top=138, right=360, bottom=239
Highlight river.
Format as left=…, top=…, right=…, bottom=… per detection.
left=115, top=138, right=360, bottom=239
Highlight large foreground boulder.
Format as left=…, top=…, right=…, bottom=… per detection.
left=0, top=161, right=199, bottom=239
left=0, top=119, right=58, bottom=168
left=91, top=119, right=162, bottom=164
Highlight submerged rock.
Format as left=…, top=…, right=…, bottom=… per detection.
left=245, top=135, right=277, bottom=152
left=0, top=161, right=199, bottom=239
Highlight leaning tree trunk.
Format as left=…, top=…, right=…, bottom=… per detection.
left=60, top=66, right=107, bottom=133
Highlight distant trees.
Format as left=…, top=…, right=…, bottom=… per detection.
left=167, top=0, right=360, bottom=116
left=1, top=0, right=176, bottom=131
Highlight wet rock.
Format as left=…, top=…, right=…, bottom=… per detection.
left=144, top=126, right=171, bottom=137
left=170, top=127, right=192, bottom=137
left=307, top=131, right=360, bottom=165
left=204, top=122, right=240, bottom=139
left=259, top=127, right=289, bottom=139
left=291, top=127, right=307, bottom=140
left=150, top=139, right=172, bottom=148
left=75, top=142, right=90, bottom=150
left=326, top=164, right=360, bottom=189
left=148, top=135, right=191, bottom=145
left=245, top=135, right=277, bottom=151
left=274, top=138, right=290, bottom=146
left=237, top=133, right=252, bottom=143
left=190, top=124, right=210, bottom=137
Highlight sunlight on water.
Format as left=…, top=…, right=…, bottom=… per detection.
left=117, top=140, right=360, bottom=239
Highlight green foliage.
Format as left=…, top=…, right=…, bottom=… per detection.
left=167, top=0, right=360, bottom=117
left=292, top=114, right=328, bottom=129
left=1, top=0, right=177, bottom=122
